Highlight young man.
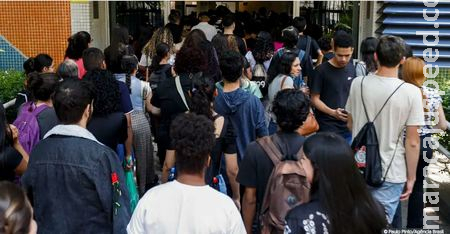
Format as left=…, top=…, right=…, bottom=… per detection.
left=191, top=12, right=217, bottom=41
left=214, top=50, right=268, bottom=161
left=127, top=113, right=245, bottom=233
left=238, top=89, right=310, bottom=233
left=22, top=79, right=131, bottom=233
left=346, top=35, right=424, bottom=224
left=311, top=31, right=356, bottom=143
left=293, top=16, right=324, bottom=66
left=82, top=47, right=134, bottom=163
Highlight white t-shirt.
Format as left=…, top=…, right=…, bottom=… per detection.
left=346, top=75, right=424, bottom=183
left=127, top=180, right=246, bottom=234
left=191, top=22, right=218, bottom=41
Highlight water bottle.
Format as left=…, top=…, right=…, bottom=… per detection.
left=168, top=167, right=176, bottom=181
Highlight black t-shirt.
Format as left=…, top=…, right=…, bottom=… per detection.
left=296, top=35, right=320, bottom=59
left=151, top=74, right=192, bottom=149
left=87, top=112, right=127, bottom=151
left=206, top=116, right=237, bottom=184
left=237, top=132, right=305, bottom=206
left=0, top=145, right=22, bottom=181
left=311, top=61, right=356, bottom=134
left=37, top=107, right=59, bottom=139
left=285, top=198, right=330, bottom=234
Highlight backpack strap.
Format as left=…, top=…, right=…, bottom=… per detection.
left=175, top=75, right=190, bottom=111
left=30, top=103, right=49, bottom=116
left=361, top=76, right=405, bottom=122
left=257, top=136, right=282, bottom=165
left=280, top=75, right=288, bottom=90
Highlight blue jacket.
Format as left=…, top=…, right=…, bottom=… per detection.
left=214, top=88, right=268, bottom=160
left=22, top=125, right=131, bottom=234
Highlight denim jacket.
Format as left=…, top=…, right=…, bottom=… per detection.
left=22, top=125, right=131, bottom=234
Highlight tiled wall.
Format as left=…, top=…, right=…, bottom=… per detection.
left=71, top=2, right=91, bottom=34
left=0, top=1, right=71, bottom=70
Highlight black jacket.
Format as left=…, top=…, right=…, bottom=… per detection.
left=22, top=127, right=131, bottom=234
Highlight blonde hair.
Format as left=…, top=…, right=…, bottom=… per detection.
left=142, top=27, right=174, bottom=59
left=402, top=57, right=426, bottom=87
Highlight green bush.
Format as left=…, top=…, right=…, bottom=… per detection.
left=0, top=70, right=25, bottom=102
left=435, top=74, right=450, bottom=149
left=0, top=70, right=25, bottom=122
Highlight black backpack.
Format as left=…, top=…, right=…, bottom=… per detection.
left=351, top=76, right=405, bottom=187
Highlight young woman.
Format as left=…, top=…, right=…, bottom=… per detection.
left=140, top=27, right=175, bottom=78
left=356, top=37, right=379, bottom=77
left=14, top=72, right=59, bottom=153
left=245, top=31, right=274, bottom=72
left=64, top=31, right=91, bottom=79
left=400, top=57, right=447, bottom=228
left=0, top=103, right=28, bottom=181
left=0, top=181, right=37, bottom=234
left=149, top=43, right=173, bottom=91
left=14, top=54, right=54, bottom=111
left=285, top=132, right=387, bottom=234
left=118, top=55, right=155, bottom=196
left=266, top=52, right=301, bottom=134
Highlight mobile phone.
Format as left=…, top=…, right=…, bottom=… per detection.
left=341, top=109, right=348, bottom=114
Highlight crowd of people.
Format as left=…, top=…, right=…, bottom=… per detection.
left=0, top=6, right=447, bottom=234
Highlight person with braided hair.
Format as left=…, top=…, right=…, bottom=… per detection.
left=115, top=55, right=156, bottom=195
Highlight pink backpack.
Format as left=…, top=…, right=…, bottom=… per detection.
left=257, top=135, right=311, bottom=234
left=13, top=102, right=48, bottom=154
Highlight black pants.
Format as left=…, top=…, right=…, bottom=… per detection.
left=392, top=134, right=433, bottom=228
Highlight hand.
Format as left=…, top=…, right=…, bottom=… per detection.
left=334, top=108, right=348, bottom=122
left=300, top=86, right=310, bottom=96
left=9, top=125, right=19, bottom=143
left=400, top=179, right=415, bottom=201
left=233, top=198, right=241, bottom=211
left=124, top=156, right=134, bottom=171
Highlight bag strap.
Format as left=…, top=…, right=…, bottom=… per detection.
left=30, top=103, right=49, bottom=117
left=280, top=75, right=288, bottom=90
left=305, top=35, right=311, bottom=61
left=175, top=75, right=190, bottom=111
left=361, top=76, right=405, bottom=122
left=257, top=136, right=282, bottom=165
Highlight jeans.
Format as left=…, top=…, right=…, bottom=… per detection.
left=341, top=131, right=352, bottom=145
left=370, top=181, right=405, bottom=224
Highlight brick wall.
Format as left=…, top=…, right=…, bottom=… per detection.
left=0, top=1, right=71, bottom=70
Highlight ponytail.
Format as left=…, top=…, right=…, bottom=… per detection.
left=125, top=73, right=131, bottom=93
left=190, top=74, right=216, bottom=121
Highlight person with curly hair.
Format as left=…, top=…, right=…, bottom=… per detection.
left=83, top=47, right=134, bottom=164
left=237, top=89, right=310, bottom=233
left=178, top=29, right=221, bottom=81
left=127, top=113, right=245, bottom=233
left=64, top=31, right=91, bottom=79
left=84, top=69, right=128, bottom=157
left=0, top=181, right=37, bottom=234
left=139, top=27, right=175, bottom=76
